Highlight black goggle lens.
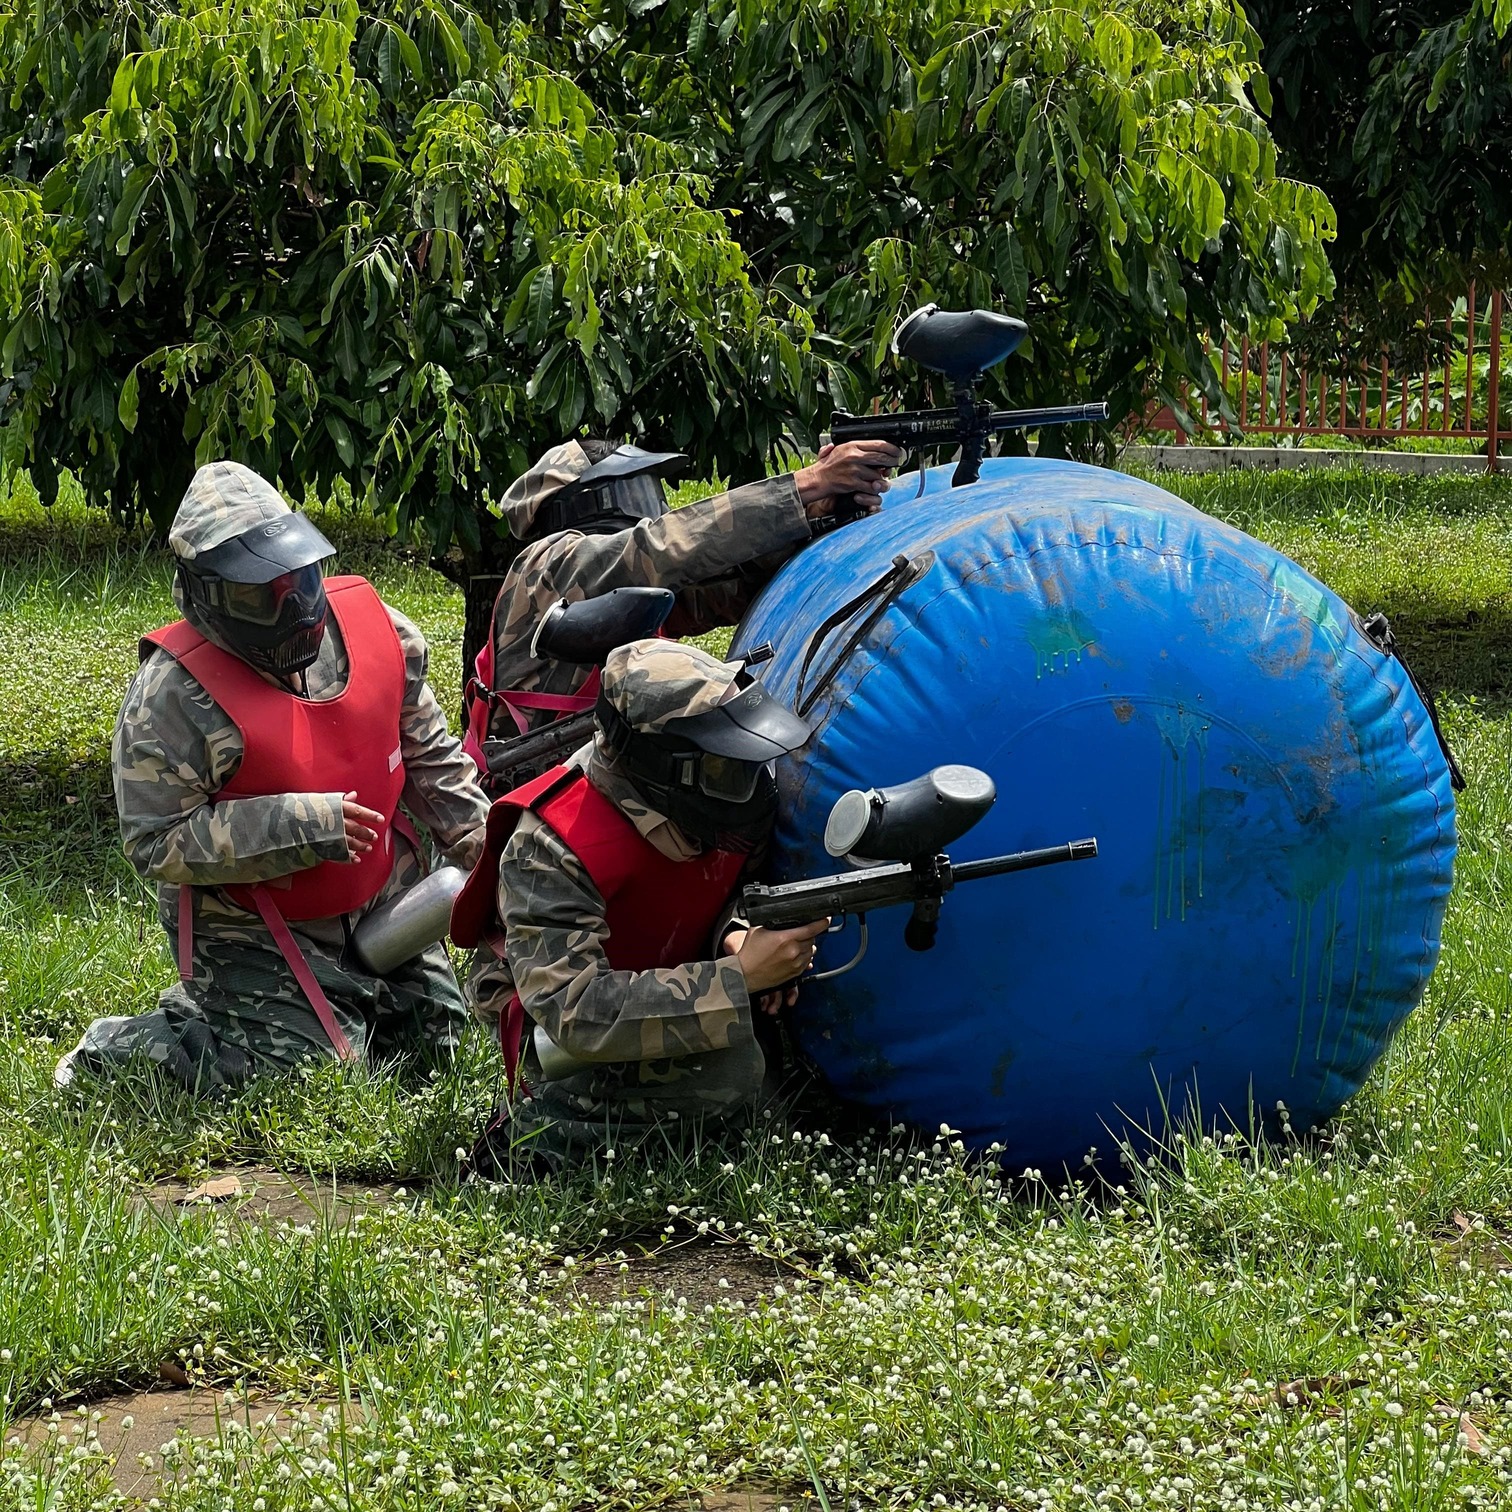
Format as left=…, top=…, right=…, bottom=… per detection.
left=218, top=564, right=325, bottom=626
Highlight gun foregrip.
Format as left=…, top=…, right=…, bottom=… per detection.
left=903, top=897, right=941, bottom=952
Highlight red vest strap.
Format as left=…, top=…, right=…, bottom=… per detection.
left=495, top=678, right=600, bottom=736
left=177, top=884, right=194, bottom=982
left=501, top=993, right=527, bottom=1096
left=174, top=882, right=357, bottom=1061
left=244, top=886, right=357, bottom=1062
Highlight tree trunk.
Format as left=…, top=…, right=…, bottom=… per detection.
left=460, top=574, right=508, bottom=730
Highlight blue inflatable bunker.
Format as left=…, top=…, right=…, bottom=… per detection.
left=731, top=458, right=1456, bottom=1167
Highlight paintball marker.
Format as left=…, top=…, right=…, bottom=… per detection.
left=820, top=306, right=1109, bottom=528
left=482, top=586, right=775, bottom=788
left=482, top=586, right=675, bottom=787
left=741, top=765, right=1098, bottom=978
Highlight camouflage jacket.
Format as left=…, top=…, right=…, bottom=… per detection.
left=115, top=601, right=490, bottom=950
left=468, top=747, right=760, bottom=1063
left=483, top=473, right=808, bottom=742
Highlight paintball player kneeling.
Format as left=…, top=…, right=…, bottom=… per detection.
left=452, top=638, right=827, bottom=1173
left=55, top=461, right=491, bottom=1091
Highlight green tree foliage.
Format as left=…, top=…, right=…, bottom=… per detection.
left=0, top=0, right=1335, bottom=577
left=1248, top=0, right=1511, bottom=298
left=570, top=0, right=1335, bottom=443
left=0, top=0, right=807, bottom=557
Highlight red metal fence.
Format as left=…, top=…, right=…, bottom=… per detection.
left=1147, top=286, right=1505, bottom=470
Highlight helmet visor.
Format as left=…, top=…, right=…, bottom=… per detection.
left=219, top=564, right=325, bottom=627
left=696, top=753, right=772, bottom=804
left=595, top=473, right=668, bottom=522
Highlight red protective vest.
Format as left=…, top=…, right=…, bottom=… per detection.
left=142, top=577, right=409, bottom=1061
left=142, top=576, right=408, bottom=922
left=451, top=764, right=747, bottom=1084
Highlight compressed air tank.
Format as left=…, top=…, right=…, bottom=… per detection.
left=731, top=458, right=1456, bottom=1169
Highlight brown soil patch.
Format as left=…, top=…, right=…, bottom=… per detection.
left=565, top=1241, right=814, bottom=1310
left=139, top=1167, right=400, bottom=1227
left=10, top=1389, right=359, bottom=1502
left=1444, top=1210, right=1512, bottom=1272
left=696, top=1486, right=786, bottom=1511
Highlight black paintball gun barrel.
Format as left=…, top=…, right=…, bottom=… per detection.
left=830, top=401, right=1110, bottom=449
left=740, top=766, right=1098, bottom=974
left=743, top=840, right=1098, bottom=933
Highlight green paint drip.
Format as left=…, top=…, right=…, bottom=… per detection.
left=1152, top=736, right=1167, bottom=933
left=1028, top=608, right=1097, bottom=679
left=1270, top=560, right=1348, bottom=659
left=1151, top=704, right=1211, bottom=930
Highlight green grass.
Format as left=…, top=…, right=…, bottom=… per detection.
left=5, top=465, right=1512, bottom=1510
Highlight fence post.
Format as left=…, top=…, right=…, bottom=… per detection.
left=1490, top=291, right=1503, bottom=474
left=1466, top=282, right=1477, bottom=434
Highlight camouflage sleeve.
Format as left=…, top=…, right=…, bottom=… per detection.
left=499, top=812, right=755, bottom=1062
left=387, top=606, right=491, bottom=869
left=664, top=539, right=794, bottom=638
left=529, top=472, right=807, bottom=602
left=112, top=651, right=347, bottom=885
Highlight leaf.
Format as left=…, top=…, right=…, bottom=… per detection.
left=1093, top=15, right=1134, bottom=83
left=111, top=165, right=154, bottom=256
left=325, top=413, right=356, bottom=467
left=179, top=1174, right=244, bottom=1204
left=118, top=367, right=140, bottom=432
left=375, top=25, right=403, bottom=101
left=996, top=227, right=1028, bottom=310
left=1429, top=1402, right=1490, bottom=1454
left=524, top=265, right=555, bottom=350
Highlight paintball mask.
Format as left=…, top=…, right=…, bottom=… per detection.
left=597, top=672, right=811, bottom=853
left=532, top=444, right=689, bottom=539
left=177, top=511, right=335, bottom=678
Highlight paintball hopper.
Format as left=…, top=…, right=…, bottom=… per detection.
left=893, top=305, right=1027, bottom=385
left=530, top=586, right=676, bottom=666
left=352, top=865, right=469, bottom=976
left=824, top=765, right=998, bottom=862
left=533, top=1023, right=585, bottom=1082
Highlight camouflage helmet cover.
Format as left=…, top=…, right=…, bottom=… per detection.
left=599, top=640, right=742, bottom=735
left=497, top=442, right=593, bottom=538
left=599, top=639, right=811, bottom=761
left=168, top=461, right=334, bottom=676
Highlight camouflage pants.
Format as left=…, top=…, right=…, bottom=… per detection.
left=492, top=1030, right=773, bottom=1169
left=60, top=931, right=468, bottom=1094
